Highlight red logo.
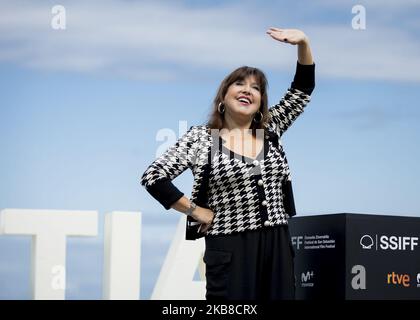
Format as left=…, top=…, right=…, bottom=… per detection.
left=387, top=272, right=410, bottom=287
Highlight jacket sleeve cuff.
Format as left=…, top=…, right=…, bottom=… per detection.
left=145, top=179, right=184, bottom=210
left=291, top=61, right=315, bottom=95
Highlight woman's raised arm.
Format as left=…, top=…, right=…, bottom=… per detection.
left=264, top=27, right=315, bottom=137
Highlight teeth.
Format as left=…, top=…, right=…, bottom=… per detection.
left=238, top=98, right=250, bottom=104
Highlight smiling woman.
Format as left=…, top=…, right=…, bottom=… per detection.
left=208, top=66, right=269, bottom=135
left=141, top=27, right=315, bottom=300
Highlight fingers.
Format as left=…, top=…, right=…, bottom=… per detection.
left=198, top=210, right=215, bottom=233
left=268, top=27, right=284, bottom=32
left=199, top=221, right=213, bottom=233
left=266, top=33, right=289, bottom=43
left=199, top=223, right=208, bottom=233
left=266, top=28, right=287, bottom=39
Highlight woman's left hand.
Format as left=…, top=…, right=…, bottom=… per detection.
left=266, top=27, right=308, bottom=45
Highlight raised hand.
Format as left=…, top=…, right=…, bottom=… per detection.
left=266, top=27, right=308, bottom=45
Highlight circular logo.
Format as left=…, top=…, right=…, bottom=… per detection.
left=360, top=235, right=374, bottom=249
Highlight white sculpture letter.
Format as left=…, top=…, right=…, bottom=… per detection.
left=0, top=209, right=97, bottom=299
left=103, top=211, right=141, bottom=300
left=151, top=216, right=206, bottom=299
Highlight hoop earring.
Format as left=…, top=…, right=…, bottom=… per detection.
left=218, top=102, right=225, bottom=114
left=253, top=110, right=263, bottom=123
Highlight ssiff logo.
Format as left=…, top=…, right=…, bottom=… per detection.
left=360, top=234, right=418, bottom=251
left=360, top=235, right=374, bottom=249
left=292, top=236, right=303, bottom=250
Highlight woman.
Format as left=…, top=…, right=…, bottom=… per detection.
left=141, top=27, right=315, bottom=300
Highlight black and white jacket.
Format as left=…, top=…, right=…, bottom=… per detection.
left=141, top=62, right=315, bottom=240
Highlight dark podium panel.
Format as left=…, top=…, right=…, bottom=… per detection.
left=288, top=213, right=420, bottom=300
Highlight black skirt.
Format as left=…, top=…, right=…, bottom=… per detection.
left=203, top=224, right=296, bottom=300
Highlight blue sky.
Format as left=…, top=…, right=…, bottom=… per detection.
left=0, top=0, right=420, bottom=299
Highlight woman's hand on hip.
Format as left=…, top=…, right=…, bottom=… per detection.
left=191, top=206, right=214, bottom=233
left=266, top=27, right=309, bottom=45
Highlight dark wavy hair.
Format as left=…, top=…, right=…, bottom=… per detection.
left=207, top=66, right=269, bottom=136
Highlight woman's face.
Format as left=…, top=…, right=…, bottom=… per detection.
left=223, top=75, right=261, bottom=121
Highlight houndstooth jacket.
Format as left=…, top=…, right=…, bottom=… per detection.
left=141, top=62, right=315, bottom=240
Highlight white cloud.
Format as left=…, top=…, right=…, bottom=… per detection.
left=0, top=0, right=419, bottom=82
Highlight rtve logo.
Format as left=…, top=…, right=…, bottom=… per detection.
left=360, top=234, right=418, bottom=251
left=387, top=272, right=410, bottom=287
